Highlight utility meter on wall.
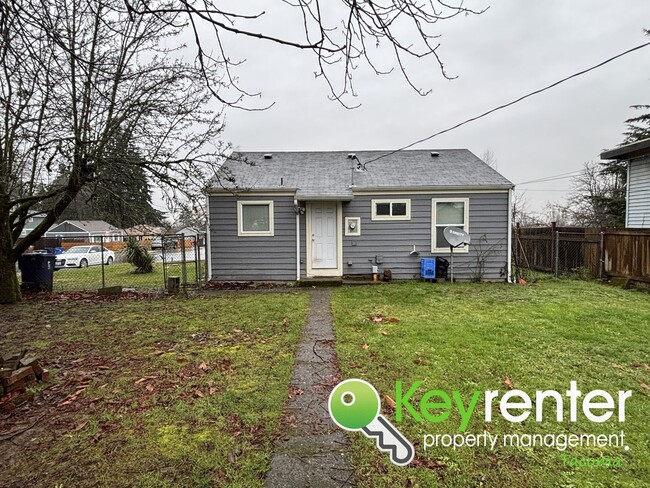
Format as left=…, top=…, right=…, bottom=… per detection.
left=345, top=217, right=361, bottom=236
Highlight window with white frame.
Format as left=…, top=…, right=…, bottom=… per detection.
left=431, top=198, right=469, bottom=252
left=371, top=199, right=411, bottom=221
left=237, top=201, right=274, bottom=236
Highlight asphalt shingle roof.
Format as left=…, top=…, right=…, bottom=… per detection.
left=212, top=150, right=513, bottom=196
left=61, top=220, right=120, bottom=232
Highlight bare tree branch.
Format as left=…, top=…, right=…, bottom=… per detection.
left=124, top=0, right=487, bottom=108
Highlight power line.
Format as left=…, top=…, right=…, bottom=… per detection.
left=361, top=39, right=650, bottom=168
left=517, top=170, right=582, bottom=185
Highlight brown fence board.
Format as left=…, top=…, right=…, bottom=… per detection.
left=515, top=226, right=650, bottom=281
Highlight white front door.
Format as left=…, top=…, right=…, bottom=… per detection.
left=310, top=202, right=338, bottom=270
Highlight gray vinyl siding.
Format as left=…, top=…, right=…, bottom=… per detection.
left=340, top=193, right=509, bottom=281
left=627, top=157, right=650, bottom=228
left=210, top=192, right=509, bottom=282
left=209, top=195, right=297, bottom=280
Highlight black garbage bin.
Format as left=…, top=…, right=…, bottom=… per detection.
left=435, top=257, right=449, bottom=280
left=19, top=253, right=55, bottom=292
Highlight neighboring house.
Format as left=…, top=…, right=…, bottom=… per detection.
left=44, top=220, right=124, bottom=242
left=601, top=137, right=650, bottom=228
left=19, top=215, right=46, bottom=238
left=206, top=150, right=514, bottom=281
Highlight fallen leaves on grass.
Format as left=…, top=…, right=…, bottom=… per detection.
left=23, top=291, right=160, bottom=303
left=384, top=395, right=397, bottom=411
left=134, top=376, right=158, bottom=385
left=411, top=457, right=447, bottom=469
left=503, top=377, right=514, bottom=390
left=369, top=315, right=400, bottom=323
left=58, top=385, right=90, bottom=406
left=361, top=344, right=369, bottom=350
left=413, top=359, right=427, bottom=366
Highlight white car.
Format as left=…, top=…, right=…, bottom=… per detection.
left=55, top=245, right=115, bottom=269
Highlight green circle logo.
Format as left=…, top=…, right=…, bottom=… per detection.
left=328, top=379, right=381, bottom=430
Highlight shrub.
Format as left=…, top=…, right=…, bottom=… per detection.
left=126, top=238, right=154, bottom=274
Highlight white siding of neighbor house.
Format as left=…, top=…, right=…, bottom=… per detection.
left=210, top=191, right=510, bottom=282
left=627, top=157, right=650, bottom=228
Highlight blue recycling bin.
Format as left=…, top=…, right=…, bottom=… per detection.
left=420, top=258, right=436, bottom=279
left=19, top=253, right=55, bottom=292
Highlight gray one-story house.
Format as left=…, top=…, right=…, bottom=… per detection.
left=44, top=220, right=124, bottom=242
left=601, top=137, right=650, bottom=228
left=206, top=150, right=514, bottom=282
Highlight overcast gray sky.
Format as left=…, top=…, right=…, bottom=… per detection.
left=212, top=1, right=650, bottom=214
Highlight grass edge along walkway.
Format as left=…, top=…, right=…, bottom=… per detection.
left=265, top=288, right=355, bottom=487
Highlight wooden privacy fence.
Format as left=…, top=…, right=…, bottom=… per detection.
left=602, top=230, right=650, bottom=281
left=514, top=225, right=650, bottom=282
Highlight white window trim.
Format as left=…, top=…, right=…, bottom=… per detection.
left=237, top=200, right=275, bottom=237
left=431, top=198, right=470, bottom=253
left=371, top=199, right=411, bottom=221
left=344, top=217, right=361, bottom=236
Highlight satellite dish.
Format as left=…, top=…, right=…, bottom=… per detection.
left=443, top=226, right=471, bottom=248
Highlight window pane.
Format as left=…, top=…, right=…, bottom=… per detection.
left=436, top=202, right=464, bottom=225
left=376, top=203, right=391, bottom=216
left=392, top=202, right=407, bottom=216
left=436, top=227, right=449, bottom=248
left=242, top=204, right=270, bottom=232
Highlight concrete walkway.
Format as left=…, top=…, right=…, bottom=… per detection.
left=265, top=288, right=355, bottom=487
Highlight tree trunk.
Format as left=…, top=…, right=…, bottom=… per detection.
left=0, top=251, right=20, bottom=304
left=0, top=203, right=20, bottom=304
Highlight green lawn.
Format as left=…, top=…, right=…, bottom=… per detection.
left=1, top=292, right=309, bottom=487
left=331, top=279, right=650, bottom=487
left=53, top=261, right=204, bottom=291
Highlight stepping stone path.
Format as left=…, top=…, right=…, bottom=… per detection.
left=265, top=288, right=355, bottom=487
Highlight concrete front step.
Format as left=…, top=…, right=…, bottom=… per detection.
left=297, top=277, right=343, bottom=287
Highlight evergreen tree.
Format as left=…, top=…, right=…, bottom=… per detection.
left=57, top=132, right=166, bottom=228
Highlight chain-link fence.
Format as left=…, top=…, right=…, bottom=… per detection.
left=28, top=233, right=207, bottom=293
left=514, top=226, right=650, bottom=282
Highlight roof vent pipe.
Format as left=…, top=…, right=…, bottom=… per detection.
left=264, top=153, right=273, bottom=159
left=347, top=153, right=356, bottom=159
left=430, top=152, right=440, bottom=157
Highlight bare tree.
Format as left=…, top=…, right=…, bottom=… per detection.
left=511, top=191, right=544, bottom=227
left=0, top=0, right=231, bottom=303
left=125, top=0, right=486, bottom=108
left=482, top=149, right=497, bottom=169
left=566, top=161, right=626, bottom=227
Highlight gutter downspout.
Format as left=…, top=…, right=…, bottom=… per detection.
left=507, top=188, right=513, bottom=283
left=295, top=198, right=300, bottom=281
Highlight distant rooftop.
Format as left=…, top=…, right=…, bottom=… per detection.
left=209, top=150, right=513, bottom=197
left=600, top=137, right=650, bottom=160
left=60, top=220, right=119, bottom=232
